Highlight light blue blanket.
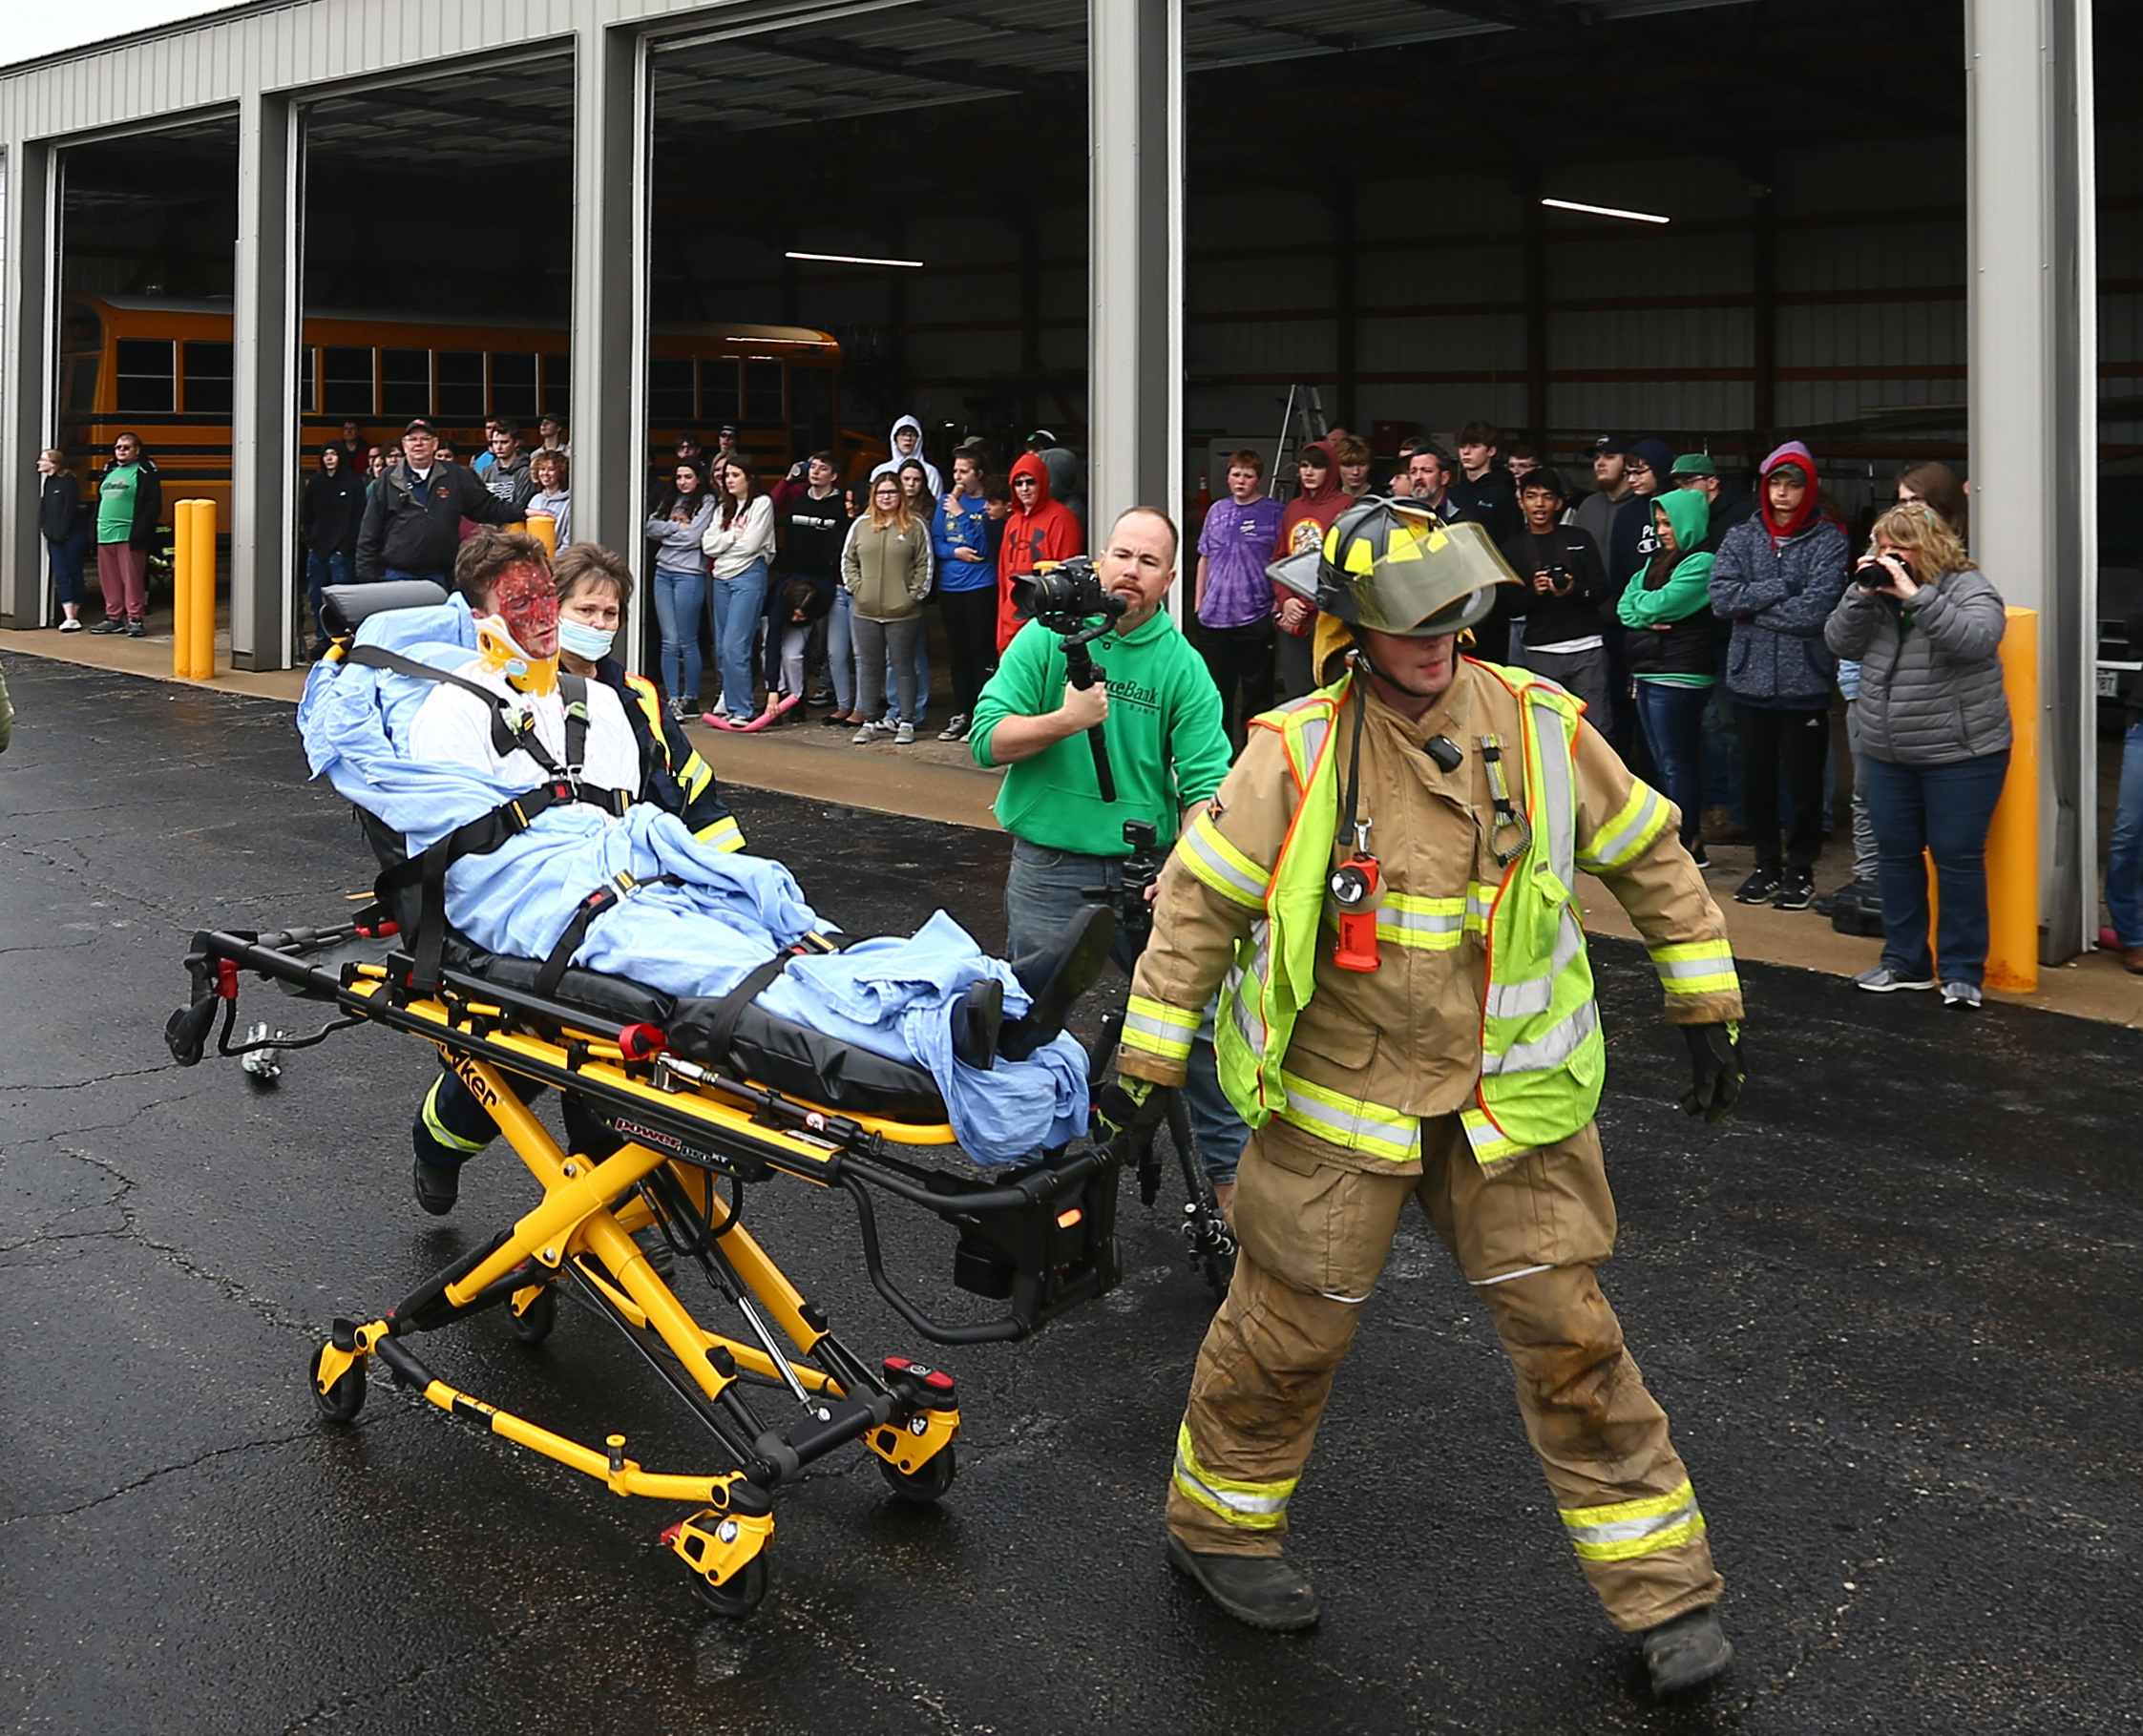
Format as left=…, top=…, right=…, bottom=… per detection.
left=296, top=600, right=1088, bottom=1163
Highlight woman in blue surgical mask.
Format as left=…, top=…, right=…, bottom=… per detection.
left=554, top=542, right=746, bottom=851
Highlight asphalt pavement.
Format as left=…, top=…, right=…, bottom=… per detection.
left=3, top=656, right=2139, bottom=1735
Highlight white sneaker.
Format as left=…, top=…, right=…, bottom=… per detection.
left=895, top=722, right=915, bottom=744
left=58, top=617, right=83, bottom=633
left=852, top=722, right=883, bottom=744
left=1941, top=980, right=1983, bottom=1011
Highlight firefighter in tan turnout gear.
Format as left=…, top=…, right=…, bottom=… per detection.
left=1093, top=497, right=1747, bottom=1699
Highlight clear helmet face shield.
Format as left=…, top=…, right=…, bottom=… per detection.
left=1269, top=498, right=1519, bottom=638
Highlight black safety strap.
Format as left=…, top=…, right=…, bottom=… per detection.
left=694, top=951, right=801, bottom=1066
left=347, top=647, right=590, bottom=783
left=376, top=779, right=634, bottom=994
left=533, top=869, right=686, bottom=998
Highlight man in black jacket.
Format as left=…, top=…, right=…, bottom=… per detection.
left=355, top=418, right=522, bottom=583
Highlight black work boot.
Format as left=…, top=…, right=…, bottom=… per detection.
left=411, top=1155, right=459, bottom=1217
left=1166, top=1536, right=1320, bottom=1632
left=999, top=905, right=1116, bottom=1061
left=1642, top=1605, right=1733, bottom=1698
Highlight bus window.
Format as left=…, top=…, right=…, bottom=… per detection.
left=382, top=347, right=431, bottom=418
left=701, top=358, right=740, bottom=427
left=116, top=338, right=176, bottom=413
left=541, top=353, right=570, bottom=419
left=492, top=352, right=536, bottom=420
left=64, top=355, right=100, bottom=417
left=745, top=360, right=783, bottom=425
left=790, top=366, right=834, bottom=458
left=438, top=350, right=484, bottom=419
left=183, top=341, right=234, bottom=416
left=299, top=345, right=316, bottom=415
left=322, top=345, right=375, bottom=416
left=649, top=357, right=693, bottom=424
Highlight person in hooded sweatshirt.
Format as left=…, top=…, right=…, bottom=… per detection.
left=1709, top=440, right=1851, bottom=912
left=1620, top=485, right=1724, bottom=867
left=871, top=415, right=943, bottom=497
left=997, top=450, right=1084, bottom=654
left=1270, top=441, right=1346, bottom=700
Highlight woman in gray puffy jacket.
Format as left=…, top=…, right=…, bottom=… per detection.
left=1824, top=502, right=2010, bottom=1009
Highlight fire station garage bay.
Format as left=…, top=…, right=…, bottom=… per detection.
left=0, top=0, right=2132, bottom=956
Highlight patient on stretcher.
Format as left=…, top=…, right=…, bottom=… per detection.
left=297, top=532, right=1106, bottom=1166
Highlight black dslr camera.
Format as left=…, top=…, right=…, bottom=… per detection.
left=1541, top=564, right=1573, bottom=596
left=1856, top=553, right=1915, bottom=593
left=1012, top=554, right=1124, bottom=635
left=1009, top=555, right=1125, bottom=802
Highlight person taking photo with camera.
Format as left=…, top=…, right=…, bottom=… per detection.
left=1824, top=501, right=2010, bottom=1008
left=969, top=507, right=1247, bottom=1209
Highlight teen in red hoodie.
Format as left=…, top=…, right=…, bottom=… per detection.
left=997, top=450, right=1085, bottom=652
left=1270, top=440, right=1346, bottom=698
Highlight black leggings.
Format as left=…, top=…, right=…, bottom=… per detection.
left=1197, top=618, right=1277, bottom=752
left=1735, top=701, right=1830, bottom=874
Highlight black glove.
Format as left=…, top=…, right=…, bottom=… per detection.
left=1680, top=1022, right=1743, bottom=1123
left=1092, top=1076, right=1168, bottom=1145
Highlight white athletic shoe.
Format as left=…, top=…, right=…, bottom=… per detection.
left=895, top=722, right=915, bottom=744
left=852, top=722, right=885, bottom=744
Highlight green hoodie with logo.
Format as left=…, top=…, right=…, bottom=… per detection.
left=971, top=609, right=1230, bottom=855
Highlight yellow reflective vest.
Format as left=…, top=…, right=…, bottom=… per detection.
left=1201, top=667, right=1668, bottom=1164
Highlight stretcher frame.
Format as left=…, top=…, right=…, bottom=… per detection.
left=167, top=922, right=1120, bottom=1616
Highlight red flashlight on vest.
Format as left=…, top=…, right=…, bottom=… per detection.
left=1329, top=854, right=1381, bottom=973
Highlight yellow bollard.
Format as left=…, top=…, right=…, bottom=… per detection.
left=188, top=497, right=217, bottom=680
left=525, top=513, right=557, bottom=557
left=172, top=500, right=197, bottom=679
left=1983, top=607, right=2039, bottom=993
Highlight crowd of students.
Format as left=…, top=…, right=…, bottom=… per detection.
left=35, top=406, right=2143, bottom=993
left=640, top=417, right=1084, bottom=748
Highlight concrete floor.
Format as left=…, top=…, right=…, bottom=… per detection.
left=2, top=657, right=2140, bottom=1733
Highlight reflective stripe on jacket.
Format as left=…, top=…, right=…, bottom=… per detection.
left=1119, top=659, right=1744, bottom=1166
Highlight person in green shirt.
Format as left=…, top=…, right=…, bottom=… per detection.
left=970, top=505, right=1246, bottom=1202
left=89, top=432, right=160, bottom=637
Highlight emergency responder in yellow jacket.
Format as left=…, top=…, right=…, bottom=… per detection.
left=1096, top=497, right=1746, bottom=1699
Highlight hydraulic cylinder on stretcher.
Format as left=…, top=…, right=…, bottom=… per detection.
left=166, top=919, right=1119, bottom=1619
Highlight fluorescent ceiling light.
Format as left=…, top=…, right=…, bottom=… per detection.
left=786, top=250, right=925, bottom=268
left=1540, top=198, right=1670, bottom=225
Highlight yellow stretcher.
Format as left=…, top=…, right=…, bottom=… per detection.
left=165, top=921, right=1120, bottom=1617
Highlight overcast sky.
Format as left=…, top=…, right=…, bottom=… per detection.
left=1, top=1, right=238, bottom=71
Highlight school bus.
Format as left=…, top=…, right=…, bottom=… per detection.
left=56, top=294, right=871, bottom=523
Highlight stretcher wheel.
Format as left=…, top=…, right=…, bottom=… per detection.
left=878, top=1443, right=957, bottom=1504
left=506, top=1285, right=557, bottom=1344
left=308, top=1344, right=366, bottom=1424
left=688, top=1554, right=768, bottom=1619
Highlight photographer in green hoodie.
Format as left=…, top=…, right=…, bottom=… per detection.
left=1619, top=486, right=1720, bottom=866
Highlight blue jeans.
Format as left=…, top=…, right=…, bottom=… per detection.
left=710, top=557, right=769, bottom=721
left=1861, top=749, right=2010, bottom=987
left=828, top=587, right=855, bottom=711
left=47, top=529, right=90, bottom=610
left=2106, top=720, right=2143, bottom=948
left=652, top=565, right=707, bottom=707
left=1631, top=680, right=1712, bottom=848
left=304, top=551, right=349, bottom=651
left=1004, top=839, right=1247, bottom=1185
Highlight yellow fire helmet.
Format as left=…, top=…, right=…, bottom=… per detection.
left=1268, top=495, right=1519, bottom=638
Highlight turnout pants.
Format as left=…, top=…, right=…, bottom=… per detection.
left=1166, top=1112, right=1722, bottom=1633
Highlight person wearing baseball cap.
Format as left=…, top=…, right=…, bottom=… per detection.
left=1573, top=435, right=1634, bottom=554
left=1670, top=451, right=1754, bottom=544
left=355, top=417, right=525, bottom=584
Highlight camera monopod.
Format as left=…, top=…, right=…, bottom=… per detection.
left=1060, top=622, right=1117, bottom=803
